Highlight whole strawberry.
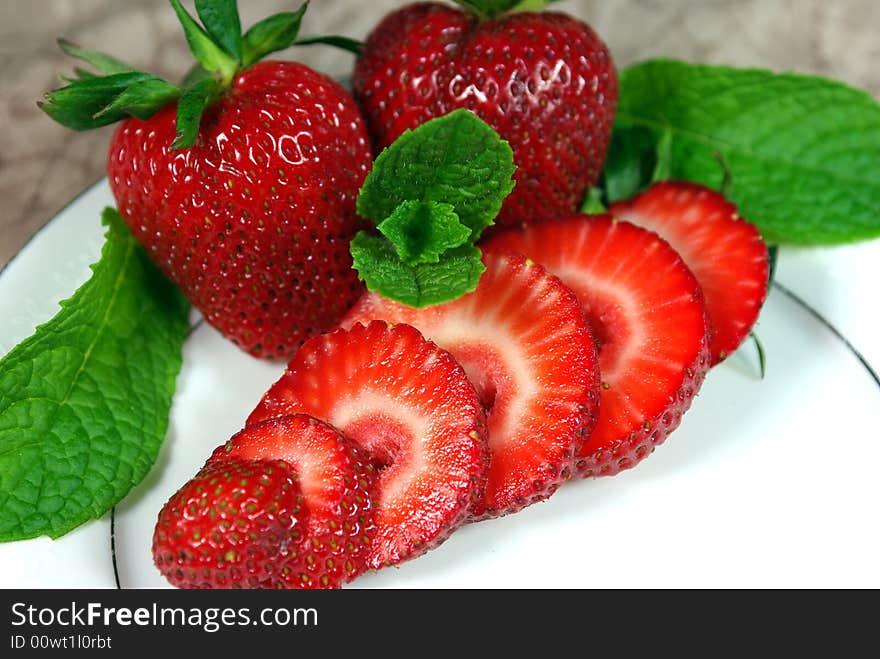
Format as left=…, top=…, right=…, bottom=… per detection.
left=353, top=0, right=617, bottom=229
left=41, top=1, right=372, bottom=360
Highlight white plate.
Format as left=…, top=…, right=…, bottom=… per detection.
left=1, top=179, right=879, bottom=589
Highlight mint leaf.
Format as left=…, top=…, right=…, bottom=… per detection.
left=615, top=59, right=880, bottom=244
left=377, top=201, right=471, bottom=266
left=350, top=233, right=485, bottom=308
left=0, top=208, right=189, bottom=542
left=357, top=109, right=516, bottom=241
left=601, top=124, right=658, bottom=203
left=352, top=111, right=512, bottom=307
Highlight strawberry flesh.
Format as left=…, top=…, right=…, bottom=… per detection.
left=343, top=251, right=600, bottom=518
left=153, top=414, right=375, bottom=589
left=609, top=181, right=770, bottom=364
left=248, top=321, right=489, bottom=569
left=213, top=414, right=376, bottom=588
left=487, top=215, right=711, bottom=477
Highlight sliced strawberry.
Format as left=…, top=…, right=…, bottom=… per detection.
left=153, top=414, right=375, bottom=589
left=343, top=251, right=599, bottom=519
left=609, top=181, right=769, bottom=364
left=153, top=457, right=306, bottom=589
left=248, top=321, right=488, bottom=569
left=212, top=414, right=376, bottom=588
left=487, top=215, right=711, bottom=477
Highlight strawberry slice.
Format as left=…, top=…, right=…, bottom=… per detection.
left=248, top=321, right=488, bottom=569
left=213, top=414, right=376, bottom=588
left=487, top=215, right=711, bottom=477
left=609, top=181, right=769, bottom=364
left=153, top=414, right=375, bottom=589
left=343, top=251, right=599, bottom=519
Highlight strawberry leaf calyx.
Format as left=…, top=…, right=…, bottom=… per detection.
left=453, top=0, right=560, bottom=20
left=169, top=0, right=239, bottom=86
left=39, top=71, right=180, bottom=131
left=40, top=1, right=364, bottom=148
left=351, top=109, right=515, bottom=308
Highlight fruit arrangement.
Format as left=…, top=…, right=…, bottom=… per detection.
left=1, top=0, right=879, bottom=589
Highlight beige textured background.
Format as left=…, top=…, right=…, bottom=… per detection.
left=1, top=0, right=879, bottom=268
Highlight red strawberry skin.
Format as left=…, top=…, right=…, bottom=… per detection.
left=153, top=456, right=306, bottom=589
left=214, top=414, right=376, bottom=589
left=609, top=181, right=770, bottom=364
left=109, top=61, right=373, bottom=360
left=249, top=321, right=489, bottom=569
left=487, top=215, right=711, bottom=477
left=153, top=414, right=376, bottom=589
left=353, top=2, right=617, bottom=229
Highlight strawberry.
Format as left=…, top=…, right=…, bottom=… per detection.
left=153, top=413, right=376, bottom=589
left=353, top=1, right=617, bottom=229
left=248, top=321, right=488, bottom=569
left=609, top=181, right=770, bottom=364
left=41, top=2, right=372, bottom=360
left=342, top=251, right=599, bottom=519
left=487, top=215, right=711, bottom=477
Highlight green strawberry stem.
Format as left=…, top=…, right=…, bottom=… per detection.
left=39, top=0, right=364, bottom=149
left=453, top=0, right=559, bottom=20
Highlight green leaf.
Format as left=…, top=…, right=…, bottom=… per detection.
left=60, top=68, right=100, bottom=84
left=651, top=128, right=674, bottom=183
left=601, top=124, right=658, bottom=203
left=195, top=0, right=242, bottom=62
left=453, top=0, right=521, bottom=19
left=0, top=208, right=189, bottom=542
left=57, top=38, right=134, bottom=75
left=580, top=187, right=607, bottom=214
left=350, top=233, right=485, bottom=308
left=241, top=5, right=308, bottom=69
left=377, top=201, right=471, bottom=265
left=180, top=63, right=214, bottom=88
left=293, top=35, right=364, bottom=56
left=172, top=77, right=220, bottom=150
left=510, top=0, right=562, bottom=12
left=357, top=109, right=516, bottom=241
left=94, top=77, right=180, bottom=121
left=169, top=0, right=238, bottom=83
left=616, top=59, right=880, bottom=244
left=39, top=72, right=162, bottom=130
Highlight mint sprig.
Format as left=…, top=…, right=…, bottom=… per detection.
left=377, top=201, right=471, bottom=266
left=351, top=109, right=516, bottom=307
left=603, top=59, right=880, bottom=244
left=0, top=209, right=189, bottom=542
